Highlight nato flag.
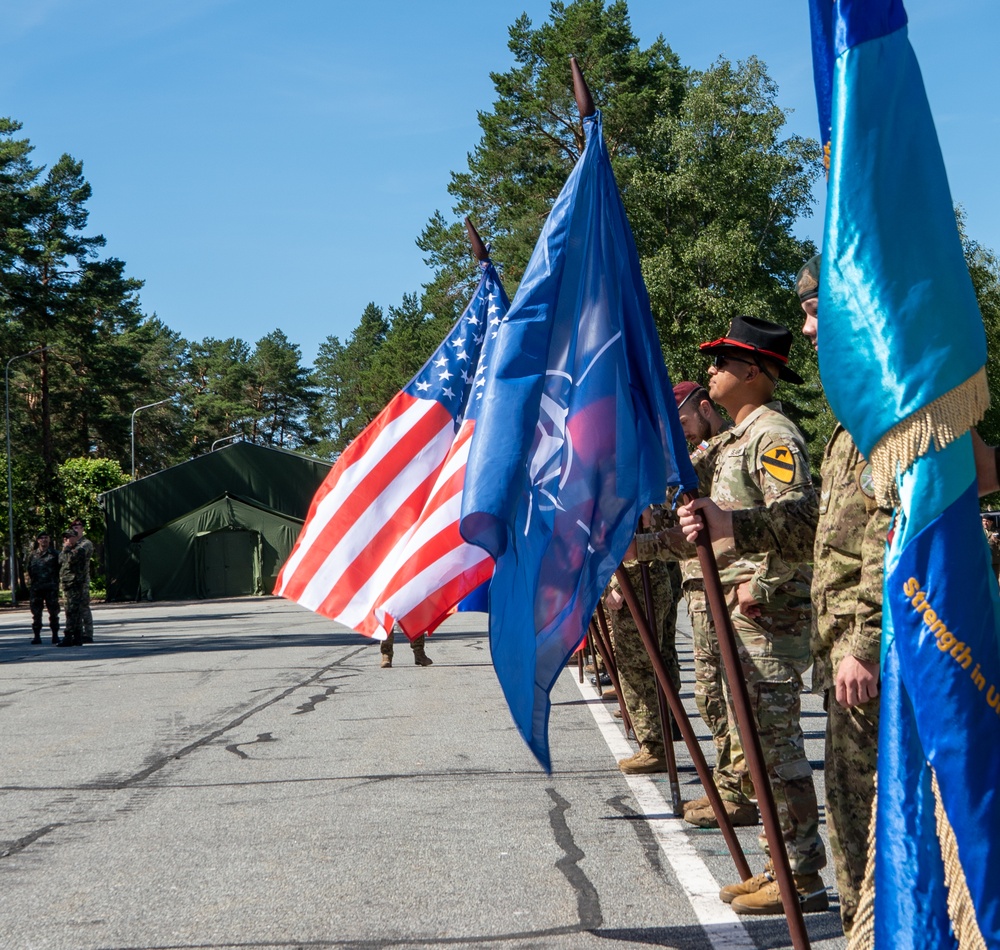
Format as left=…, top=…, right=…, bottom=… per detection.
left=460, top=110, right=695, bottom=771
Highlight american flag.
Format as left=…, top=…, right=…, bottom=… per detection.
left=275, top=262, right=509, bottom=639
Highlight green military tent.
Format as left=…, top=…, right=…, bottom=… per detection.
left=100, top=442, right=332, bottom=601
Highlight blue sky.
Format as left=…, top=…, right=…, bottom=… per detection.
left=2, top=1, right=997, bottom=365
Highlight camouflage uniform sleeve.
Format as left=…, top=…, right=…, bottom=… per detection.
left=731, top=494, right=819, bottom=564
left=735, top=420, right=818, bottom=604
left=635, top=525, right=696, bottom=563
left=847, top=504, right=891, bottom=665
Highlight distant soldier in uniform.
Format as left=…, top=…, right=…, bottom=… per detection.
left=27, top=531, right=60, bottom=645
left=671, top=315, right=827, bottom=915
left=58, top=530, right=88, bottom=648
left=380, top=627, right=433, bottom=667
left=71, top=518, right=94, bottom=642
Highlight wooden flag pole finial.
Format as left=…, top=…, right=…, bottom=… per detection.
left=570, top=56, right=595, bottom=119
left=464, top=217, right=490, bottom=262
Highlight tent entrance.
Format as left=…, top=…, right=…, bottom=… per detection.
left=198, top=529, right=261, bottom=598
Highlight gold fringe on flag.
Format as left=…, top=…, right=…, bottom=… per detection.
left=932, top=770, right=988, bottom=950
left=846, top=780, right=877, bottom=950
left=869, top=367, right=990, bottom=508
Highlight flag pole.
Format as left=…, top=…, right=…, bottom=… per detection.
left=638, top=563, right=683, bottom=817
left=682, top=492, right=811, bottom=950
left=464, top=217, right=490, bottom=262
left=614, top=567, right=751, bottom=879
left=571, top=56, right=595, bottom=118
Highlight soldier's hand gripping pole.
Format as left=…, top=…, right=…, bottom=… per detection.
left=592, top=603, right=634, bottom=738
left=614, top=567, right=751, bottom=881
left=683, top=491, right=811, bottom=950
left=638, top=563, right=683, bottom=817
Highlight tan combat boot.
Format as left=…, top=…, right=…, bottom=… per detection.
left=730, top=873, right=829, bottom=915
left=380, top=653, right=392, bottom=669
left=720, top=867, right=774, bottom=904
left=618, top=743, right=667, bottom=774
left=685, top=798, right=758, bottom=829
left=682, top=795, right=709, bottom=814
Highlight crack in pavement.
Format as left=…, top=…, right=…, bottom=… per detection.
left=100, top=647, right=368, bottom=790
left=545, top=786, right=603, bottom=931
left=225, top=732, right=277, bottom=759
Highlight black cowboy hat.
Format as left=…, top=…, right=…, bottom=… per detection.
left=699, top=315, right=804, bottom=385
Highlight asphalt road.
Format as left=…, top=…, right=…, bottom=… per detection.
left=0, top=597, right=847, bottom=950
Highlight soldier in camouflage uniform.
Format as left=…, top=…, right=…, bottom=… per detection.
left=605, top=508, right=681, bottom=774
left=681, top=278, right=889, bottom=932
left=379, top=627, right=432, bottom=667
left=671, top=316, right=827, bottom=915
left=27, top=532, right=60, bottom=645
left=636, top=384, right=757, bottom=826
left=799, top=255, right=887, bottom=935
left=58, top=530, right=89, bottom=647
left=71, top=519, right=94, bottom=642
left=673, top=383, right=756, bottom=828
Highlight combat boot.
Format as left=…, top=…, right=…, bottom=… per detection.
left=682, top=795, right=709, bottom=814
left=51, top=633, right=60, bottom=645
left=380, top=653, right=392, bottom=668
left=685, top=798, right=758, bottom=829
left=412, top=646, right=433, bottom=666
left=720, top=866, right=774, bottom=903
left=31, top=634, right=42, bottom=644
left=618, top=743, right=667, bottom=774
left=730, top=873, right=829, bottom=915
left=601, top=688, right=617, bottom=701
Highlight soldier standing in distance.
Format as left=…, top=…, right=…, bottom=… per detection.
left=27, top=532, right=60, bottom=645
left=70, top=518, right=94, bottom=642
left=58, top=530, right=87, bottom=648
left=661, top=315, right=827, bottom=914
left=380, top=627, right=432, bottom=667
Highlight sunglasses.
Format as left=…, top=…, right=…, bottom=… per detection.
left=713, top=354, right=755, bottom=370
left=712, top=354, right=777, bottom=384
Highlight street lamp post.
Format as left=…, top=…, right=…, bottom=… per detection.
left=130, top=398, right=173, bottom=481
left=6, top=345, right=46, bottom=607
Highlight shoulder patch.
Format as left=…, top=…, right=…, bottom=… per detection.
left=760, top=445, right=796, bottom=484
left=858, top=462, right=876, bottom=499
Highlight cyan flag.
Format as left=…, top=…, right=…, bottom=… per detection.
left=810, top=1, right=1000, bottom=945
left=459, top=110, right=696, bottom=772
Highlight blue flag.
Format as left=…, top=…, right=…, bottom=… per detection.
left=459, top=110, right=697, bottom=772
left=810, top=2, right=1000, bottom=945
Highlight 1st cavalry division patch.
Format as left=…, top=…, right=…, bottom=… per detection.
left=761, top=446, right=796, bottom=484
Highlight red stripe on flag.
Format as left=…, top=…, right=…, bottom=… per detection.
left=315, top=429, right=474, bottom=625
left=276, top=394, right=453, bottom=603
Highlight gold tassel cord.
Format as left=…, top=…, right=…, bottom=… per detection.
left=931, top=770, right=988, bottom=950
left=869, top=367, right=990, bottom=508
left=846, top=781, right=877, bottom=950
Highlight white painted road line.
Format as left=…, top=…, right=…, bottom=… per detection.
left=573, top=673, right=757, bottom=950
